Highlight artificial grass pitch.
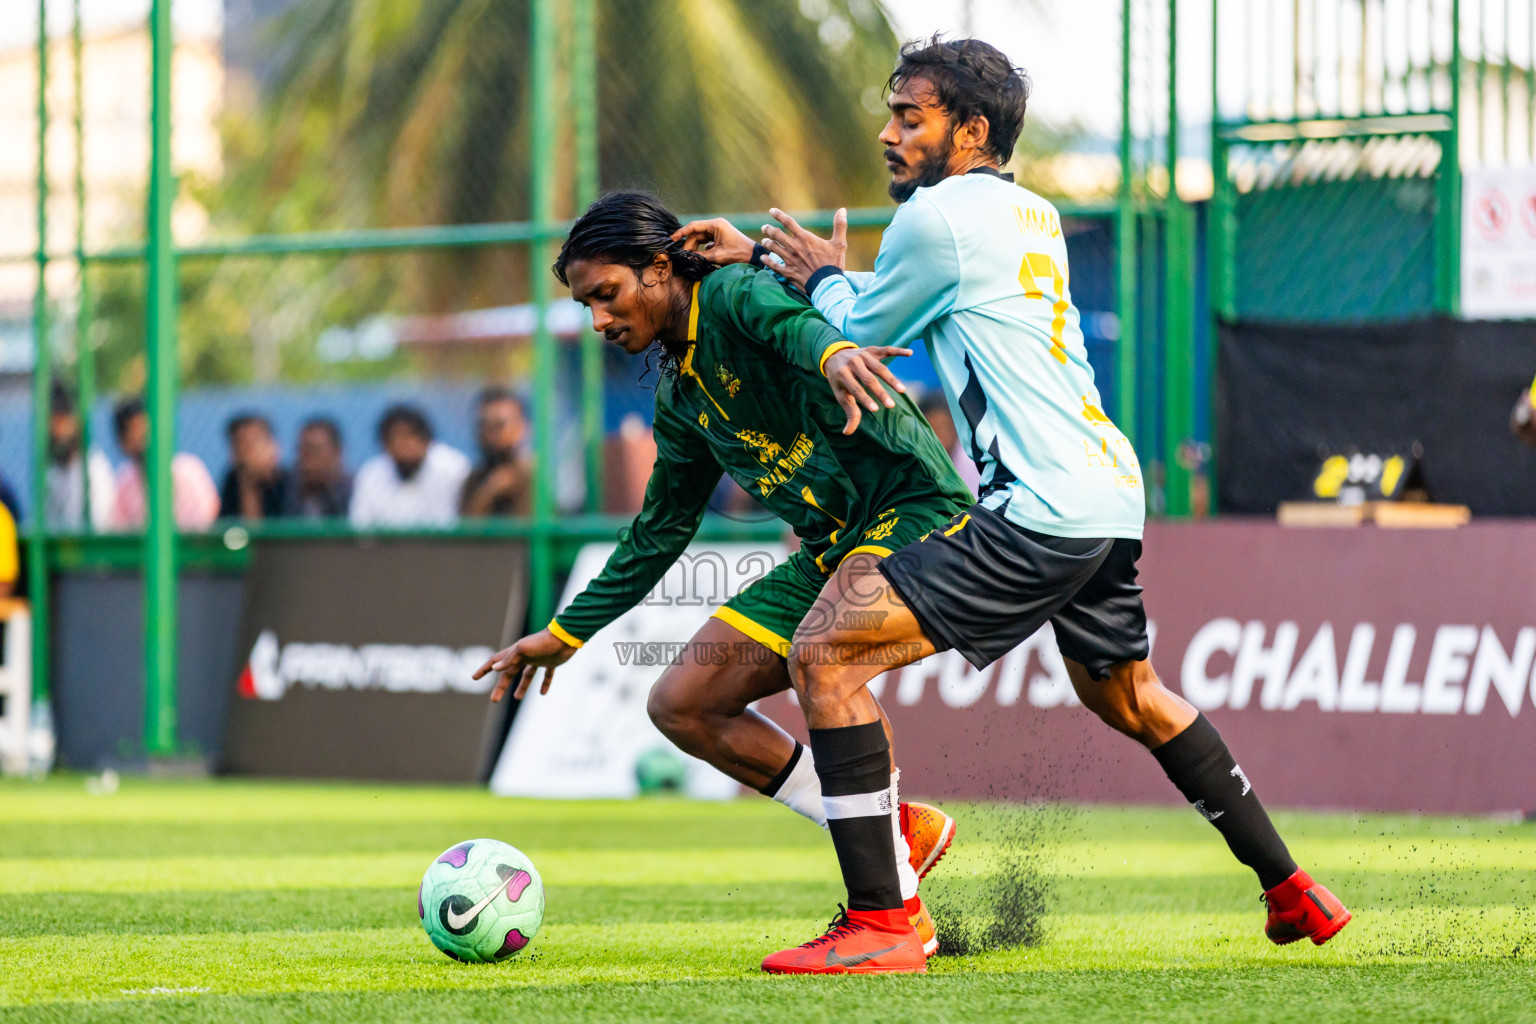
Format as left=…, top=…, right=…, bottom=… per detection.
left=1, top=778, right=1533, bottom=1023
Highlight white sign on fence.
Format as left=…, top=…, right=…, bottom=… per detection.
left=1461, top=166, right=1536, bottom=319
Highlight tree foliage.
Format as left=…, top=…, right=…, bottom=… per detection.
left=92, top=0, right=906, bottom=390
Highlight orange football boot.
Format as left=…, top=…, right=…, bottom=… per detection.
left=906, top=894, right=938, bottom=956
left=901, top=801, right=956, bottom=880
left=1262, top=868, right=1352, bottom=946
left=761, top=905, right=928, bottom=975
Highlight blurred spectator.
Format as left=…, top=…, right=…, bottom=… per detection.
left=919, top=392, right=980, bottom=495
left=349, top=404, right=469, bottom=528
left=45, top=384, right=116, bottom=531
left=108, top=397, right=220, bottom=531
left=460, top=387, right=532, bottom=517
left=284, top=417, right=353, bottom=518
left=218, top=413, right=292, bottom=521
left=1513, top=375, right=1536, bottom=445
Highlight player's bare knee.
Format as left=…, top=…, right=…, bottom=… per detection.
left=787, top=644, right=847, bottom=716
left=645, top=678, right=700, bottom=741
left=644, top=683, right=676, bottom=733
left=1079, top=677, right=1151, bottom=742
left=785, top=630, right=819, bottom=691
left=785, top=643, right=818, bottom=701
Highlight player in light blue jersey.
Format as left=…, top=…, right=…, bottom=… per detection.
left=679, top=35, right=1349, bottom=974
left=804, top=155, right=1146, bottom=541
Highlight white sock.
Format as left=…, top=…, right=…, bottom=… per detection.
left=892, top=768, right=919, bottom=901
left=767, top=743, right=827, bottom=828
left=767, top=747, right=917, bottom=900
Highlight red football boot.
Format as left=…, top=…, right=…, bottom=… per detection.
left=1263, top=869, right=1352, bottom=946
left=761, top=905, right=928, bottom=974
left=905, top=894, right=938, bottom=957
left=900, top=801, right=956, bottom=881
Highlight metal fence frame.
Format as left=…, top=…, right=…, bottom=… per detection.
left=15, top=0, right=1190, bottom=757
left=1208, top=0, right=1469, bottom=333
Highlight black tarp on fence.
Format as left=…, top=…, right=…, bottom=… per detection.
left=1218, top=318, right=1536, bottom=515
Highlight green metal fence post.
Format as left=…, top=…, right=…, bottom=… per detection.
left=30, top=0, right=52, bottom=706
left=1475, top=0, right=1486, bottom=164
left=74, top=0, right=94, bottom=533
left=1138, top=208, right=1159, bottom=467
left=529, top=0, right=558, bottom=627
left=1436, top=0, right=1462, bottom=317
left=1116, top=0, right=1138, bottom=448
left=1206, top=0, right=1227, bottom=513
left=1502, top=0, right=1511, bottom=161
left=1163, top=0, right=1194, bottom=516
left=143, top=0, right=178, bottom=755
left=572, top=0, right=604, bottom=514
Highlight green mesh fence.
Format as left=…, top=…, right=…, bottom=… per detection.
left=1233, top=164, right=1441, bottom=324
left=14, top=0, right=1152, bottom=746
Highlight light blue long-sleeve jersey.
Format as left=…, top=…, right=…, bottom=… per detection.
left=810, top=170, right=1145, bottom=540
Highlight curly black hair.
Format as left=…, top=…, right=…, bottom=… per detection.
left=888, top=34, right=1031, bottom=164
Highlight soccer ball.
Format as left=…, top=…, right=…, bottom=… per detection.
left=419, top=838, right=544, bottom=963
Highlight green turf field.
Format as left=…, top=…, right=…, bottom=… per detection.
left=1, top=777, right=1533, bottom=1023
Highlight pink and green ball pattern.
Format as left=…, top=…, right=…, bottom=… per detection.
left=419, top=838, right=545, bottom=963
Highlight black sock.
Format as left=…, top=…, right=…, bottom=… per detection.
left=1151, top=714, right=1298, bottom=891
left=808, top=722, right=902, bottom=911
left=758, top=742, right=804, bottom=798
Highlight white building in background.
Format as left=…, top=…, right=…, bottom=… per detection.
left=0, top=23, right=224, bottom=373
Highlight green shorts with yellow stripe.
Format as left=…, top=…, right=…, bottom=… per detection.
left=711, top=495, right=968, bottom=657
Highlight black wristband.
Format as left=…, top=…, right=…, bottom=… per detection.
left=750, top=242, right=769, bottom=269
left=805, top=265, right=846, bottom=297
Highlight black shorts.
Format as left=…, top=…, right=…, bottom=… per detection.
left=876, top=504, right=1150, bottom=679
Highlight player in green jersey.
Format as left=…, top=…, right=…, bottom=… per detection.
left=472, top=192, right=971, bottom=956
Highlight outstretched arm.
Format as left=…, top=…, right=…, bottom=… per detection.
left=712, top=268, right=913, bottom=435
left=671, top=218, right=760, bottom=267
left=765, top=199, right=960, bottom=351
left=476, top=410, right=721, bottom=699
left=673, top=212, right=875, bottom=297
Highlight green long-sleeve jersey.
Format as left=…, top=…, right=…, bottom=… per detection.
left=549, top=264, right=973, bottom=646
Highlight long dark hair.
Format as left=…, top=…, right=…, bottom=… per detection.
left=554, top=192, right=717, bottom=382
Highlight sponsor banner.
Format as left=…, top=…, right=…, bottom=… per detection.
left=1462, top=166, right=1536, bottom=319
left=222, top=540, right=526, bottom=782
left=490, top=543, right=788, bottom=801
left=757, top=521, right=1536, bottom=815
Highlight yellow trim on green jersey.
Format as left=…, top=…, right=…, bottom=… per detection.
left=842, top=544, right=893, bottom=561
left=811, top=526, right=844, bottom=573
left=712, top=606, right=792, bottom=657
left=548, top=618, right=585, bottom=648
left=800, top=485, right=845, bottom=527
left=679, top=284, right=731, bottom=420
left=817, top=340, right=858, bottom=376
left=1529, top=374, right=1536, bottom=404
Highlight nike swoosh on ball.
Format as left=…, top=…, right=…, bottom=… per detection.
left=444, top=886, right=503, bottom=931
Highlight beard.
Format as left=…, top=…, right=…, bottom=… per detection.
left=886, top=137, right=953, bottom=203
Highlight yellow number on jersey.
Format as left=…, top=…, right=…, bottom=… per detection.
left=1018, top=252, right=1070, bottom=364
